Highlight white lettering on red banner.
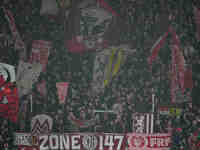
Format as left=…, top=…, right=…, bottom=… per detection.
left=128, top=133, right=171, bottom=150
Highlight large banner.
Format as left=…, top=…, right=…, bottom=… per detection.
left=128, top=133, right=171, bottom=150
left=15, top=133, right=127, bottom=150
left=14, top=132, right=171, bottom=150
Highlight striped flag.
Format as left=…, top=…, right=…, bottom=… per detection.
left=2, top=7, right=26, bottom=51
left=132, top=113, right=154, bottom=134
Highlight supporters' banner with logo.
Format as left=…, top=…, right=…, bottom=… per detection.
left=56, top=82, right=69, bottom=104
left=14, top=133, right=127, bottom=150
left=30, top=40, right=51, bottom=72
left=128, top=133, right=171, bottom=150
left=31, top=114, right=53, bottom=136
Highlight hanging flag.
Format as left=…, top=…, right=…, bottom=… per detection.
left=2, top=7, right=26, bottom=51
left=148, top=31, right=169, bottom=67
left=170, top=27, right=185, bottom=94
left=30, top=40, right=51, bottom=72
left=104, top=48, right=124, bottom=87
left=149, top=27, right=186, bottom=103
left=170, top=47, right=178, bottom=103
left=56, top=82, right=69, bottom=104
left=0, top=76, right=19, bottom=123
left=184, top=67, right=193, bottom=89
left=91, top=49, right=110, bottom=96
left=104, top=48, right=117, bottom=86
left=16, top=61, right=42, bottom=98
left=132, top=113, right=154, bottom=134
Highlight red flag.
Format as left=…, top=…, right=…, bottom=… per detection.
left=184, top=67, right=193, bottom=89
left=149, top=27, right=186, bottom=103
left=170, top=47, right=178, bottom=103
left=170, top=28, right=185, bottom=94
left=148, top=31, right=169, bottom=67
left=0, top=76, right=19, bottom=122
left=97, top=0, right=119, bottom=16
left=56, top=82, right=69, bottom=104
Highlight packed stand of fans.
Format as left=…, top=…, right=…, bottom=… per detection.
left=0, top=0, right=200, bottom=149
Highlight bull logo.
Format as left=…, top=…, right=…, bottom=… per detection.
left=31, top=114, right=53, bottom=136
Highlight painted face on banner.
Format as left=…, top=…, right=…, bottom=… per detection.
left=80, top=5, right=113, bottom=48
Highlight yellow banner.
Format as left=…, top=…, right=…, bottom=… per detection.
left=104, top=48, right=124, bottom=87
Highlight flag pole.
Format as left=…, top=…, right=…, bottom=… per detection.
left=30, top=94, right=33, bottom=113
left=151, top=88, right=155, bottom=134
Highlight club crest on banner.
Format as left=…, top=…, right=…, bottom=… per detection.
left=31, top=114, right=53, bottom=136
left=128, top=133, right=171, bottom=150
left=82, top=135, right=98, bottom=150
